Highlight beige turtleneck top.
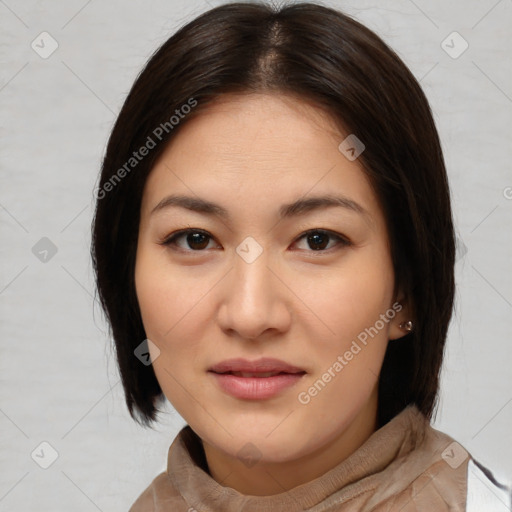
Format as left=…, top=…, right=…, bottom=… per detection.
left=128, top=404, right=509, bottom=511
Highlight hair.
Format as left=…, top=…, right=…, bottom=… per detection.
left=91, top=1, right=456, bottom=429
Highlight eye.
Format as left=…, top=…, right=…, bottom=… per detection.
left=160, top=228, right=218, bottom=252
left=159, top=228, right=351, bottom=253
left=293, top=229, right=351, bottom=252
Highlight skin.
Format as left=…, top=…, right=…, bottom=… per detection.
left=134, top=92, right=412, bottom=496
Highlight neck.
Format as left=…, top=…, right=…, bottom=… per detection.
left=201, top=390, right=379, bottom=496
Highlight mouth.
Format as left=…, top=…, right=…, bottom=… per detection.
left=210, top=370, right=306, bottom=378
left=208, top=357, right=306, bottom=375
left=207, top=358, right=307, bottom=400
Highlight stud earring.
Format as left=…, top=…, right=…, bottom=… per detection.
left=399, top=320, right=413, bottom=332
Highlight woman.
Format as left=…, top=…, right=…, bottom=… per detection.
left=91, top=2, right=510, bottom=510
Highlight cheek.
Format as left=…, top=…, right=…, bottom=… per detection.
left=134, top=246, right=219, bottom=396
left=135, top=246, right=206, bottom=339
left=135, top=261, right=174, bottom=340
left=134, top=248, right=209, bottom=414
left=312, top=254, right=394, bottom=341
left=302, top=250, right=394, bottom=407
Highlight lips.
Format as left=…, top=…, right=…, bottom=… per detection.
left=208, top=357, right=307, bottom=400
left=226, top=371, right=290, bottom=378
left=208, top=357, right=306, bottom=376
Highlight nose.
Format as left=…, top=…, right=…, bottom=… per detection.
left=216, top=247, right=292, bottom=340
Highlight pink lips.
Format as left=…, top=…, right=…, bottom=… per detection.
left=208, top=357, right=306, bottom=400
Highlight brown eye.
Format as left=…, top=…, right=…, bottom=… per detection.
left=161, top=229, right=216, bottom=251
left=306, top=231, right=330, bottom=250
left=160, top=228, right=351, bottom=254
left=294, top=229, right=351, bottom=252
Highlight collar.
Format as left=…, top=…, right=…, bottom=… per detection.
left=165, top=404, right=454, bottom=511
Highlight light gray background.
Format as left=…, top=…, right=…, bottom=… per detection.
left=1, top=0, right=511, bottom=510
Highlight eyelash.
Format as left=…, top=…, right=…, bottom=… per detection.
left=159, top=227, right=351, bottom=254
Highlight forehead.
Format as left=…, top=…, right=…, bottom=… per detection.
left=166, top=92, right=346, bottom=157
left=141, top=93, right=379, bottom=224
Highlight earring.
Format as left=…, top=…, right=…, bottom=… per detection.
left=399, top=320, right=413, bottom=332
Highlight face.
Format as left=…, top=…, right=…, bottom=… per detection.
left=135, top=93, right=410, bottom=482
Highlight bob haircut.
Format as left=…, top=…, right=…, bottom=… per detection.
left=91, top=1, right=456, bottom=429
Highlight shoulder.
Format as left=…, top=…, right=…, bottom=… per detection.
left=129, top=426, right=200, bottom=511
left=128, top=470, right=188, bottom=512
left=424, top=419, right=512, bottom=510
left=373, top=410, right=508, bottom=510
left=466, top=458, right=512, bottom=511
left=423, top=422, right=512, bottom=510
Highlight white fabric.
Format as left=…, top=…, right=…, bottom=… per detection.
left=466, top=459, right=512, bottom=511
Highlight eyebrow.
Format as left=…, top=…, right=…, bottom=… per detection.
left=150, top=193, right=370, bottom=221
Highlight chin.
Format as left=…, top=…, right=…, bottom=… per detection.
left=204, top=420, right=312, bottom=460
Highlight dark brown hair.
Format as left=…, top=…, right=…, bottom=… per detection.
left=91, top=1, right=455, bottom=428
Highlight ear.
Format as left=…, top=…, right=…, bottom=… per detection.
left=388, top=290, right=414, bottom=341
